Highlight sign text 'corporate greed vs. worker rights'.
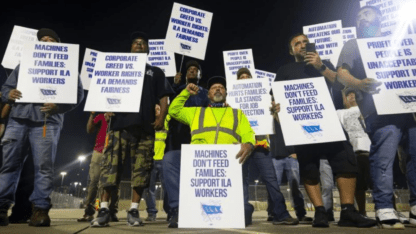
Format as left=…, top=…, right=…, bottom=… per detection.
left=17, top=41, right=79, bottom=104
left=272, top=77, right=346, bottom=146
left=165, top=3, right=213, bottom=60
left=84, top=53, right=146, bottom=112
left=179, top=144, right=244, bottom=229
left=357, top=35, right=416, bottom=114
left=227, top=79, right=273, bottom=135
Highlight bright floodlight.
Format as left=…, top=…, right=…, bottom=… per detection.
left=74, top=182, right=79, bottom=186
left=60, top=172, right=67, bottom=176
left=78, top=155, right=86, bottom=162
left=254, top=180, right=259, bottom=183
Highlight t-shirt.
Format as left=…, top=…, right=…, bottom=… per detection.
left=110, top=64, right=174, bottom=136
left=269, top=118, right=295, bottom=158
left=337, top=39, right=376, bottom=118
left=337, top=106, right=371, bottom=152
left=274, top=60, right=336, bottom=92
left=93, top=114, right=108, bottom=153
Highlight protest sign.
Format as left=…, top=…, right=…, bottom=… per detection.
left=227, top=79, right=273, bottom=135
left=271, top=77, right=346, bottom=146
left=179, top=144, right=244, bottom=229
left=255, top=69, right=276, bottom=88
left=223, top=49, right=256, bottom=83
left=356, top=35, right=416, bottom=114
left=360, top=0, right=416, bottom=36
left=147, top=39, right=177, bottom=77
left=80, top=48, right=100, bottom=90
left=303, top=20, right=343, bottom=66
left=165, top=2, right=213, bottom=60
left=2, top=25, right=38, bottom=70
left=342, top=27, right=357, bottom=45
left=84, top=53, right=147, bottom=112
left=16, top=41, right=79, bottom=104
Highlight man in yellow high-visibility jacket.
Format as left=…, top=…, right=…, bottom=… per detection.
left=163, top=76, right=255, bottom=228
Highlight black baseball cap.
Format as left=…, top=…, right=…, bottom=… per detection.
left=37, top=28, right=60, bottom=42
left=131, top=31, right=149, bottom=42
left=207, top=76, right=227, bottom=90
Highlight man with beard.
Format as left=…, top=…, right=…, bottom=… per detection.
left=164, top=76, right=255, bottom=228
left=337, top=5, right=416, bottom=229
left=271, top=32, right=377, bottom=228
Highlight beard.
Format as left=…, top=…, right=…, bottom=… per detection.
left=358, top=18, right=381, bottom=38
left=212, top=93, right=225, bottom=103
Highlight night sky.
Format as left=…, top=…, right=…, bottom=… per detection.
left=0, top=1, right=382, bottom=187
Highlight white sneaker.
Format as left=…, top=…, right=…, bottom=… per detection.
left=376, top=208, right=405, bottom=229
left=410, top=205, right=416, bottom=226
left=394, top=210, right=409, bottom=224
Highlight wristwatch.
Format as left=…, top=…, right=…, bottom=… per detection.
left=318, top=64, right=327, bottom=72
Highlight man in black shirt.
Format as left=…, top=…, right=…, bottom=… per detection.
left=271, top=33, right=377, bottom=228
left=91, top=31, right=174, bottom=228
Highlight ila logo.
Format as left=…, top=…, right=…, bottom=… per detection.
left=39, top=87, right=57, bottom=100
left=301, top=122, right=323, bottom=140
left=397, top=91, right=416, bottom=110
left=180, top=42, right=192, bottom=52
left=249, top=120, right=259, bottom=127
left=106, top=96, right=121, bottom=109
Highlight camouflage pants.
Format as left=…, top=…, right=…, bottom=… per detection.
left=100, top=130, right=154, bottom=188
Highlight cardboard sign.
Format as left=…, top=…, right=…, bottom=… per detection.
left=360, top=0, right=416, bottom=36
left=84, top=53, right=147, bottom=112
left=356, top=35, right=416, bottom=114
left=165, top=2, right=213, bottom=60
left=223, top=49, right=256, bottom=83
left=80, top=48, right=100, bottom=90
left=16, top=41, right=79, bottom=104
left=303, top=20, right=343, bottom=66
left=227, top=79, right=273, bottom=135
left=147, top=39, right=177, bottom=77
left=2, top=26, right=38, bottom=70
left=342, top=27, right=357, bottom=45
left=255, top=69, right=276, bottom=88
left=271, top=77, right=346, bottom=145
left=179, top=144, right=244, bottom=229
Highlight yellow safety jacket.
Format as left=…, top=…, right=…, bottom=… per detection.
left=168, top=89, right=255, bottom=145
left=153, top=115, right=170, bottom=161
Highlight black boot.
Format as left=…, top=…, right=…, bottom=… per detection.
left=0, top=204, right=10, bottom=226
left=29, top=207, right=51, bottom=227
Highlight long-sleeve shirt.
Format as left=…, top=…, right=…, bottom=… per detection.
left=1, top=65, right=84, bottom=127
left=169, top=89, right=255, bottom=145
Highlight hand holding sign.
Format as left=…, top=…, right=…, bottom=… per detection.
left=358, top=78, right=382, bottom=94
left=40, top=103, right=58, bottom=115
left=186, top=83, right=199, bottom=95
left=8, top=89, right=22, bottom=102
left=174, top=72, right=182, bottom=84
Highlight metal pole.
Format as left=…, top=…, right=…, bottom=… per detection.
left=179, top=54, right=185, bottom=72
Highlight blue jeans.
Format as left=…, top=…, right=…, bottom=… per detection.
left=319, top=158, right=334, bottom=216
left=269, top=157, right=306, bottom=218
left=365, top=113, right=416, bottom=210
left=244, top=149, right=290, bottom=221
left=143, top=160, right=170, bottom=215
left=0, top=118, right=61, bottom=209
left=163, top=149, right=254, bottom=225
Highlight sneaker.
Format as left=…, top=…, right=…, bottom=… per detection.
left=267, top=215, right=274, bottom=222
left=273, top=216, right=299, bottom=225
left=110, top=213, right=119, bottom=222
left=298, top=216, right=313, bottom=224
left=338, top=207, right=377, bottom=227
left=168, top=214, right=178, bottom=228
left=410, top=208, right=416, bottom=226
left=91, top=208, right=110, bottom=227
left=127, top=208, right=143, bottom=226
left=85, top=204, right=96, bottom=216
left=77, top=214, right=94, bottom=222
left=376, top=208, right=405, bottom=229
left=28, top=207, right=51, bottom=227
left=145, top=213, right=157, bottom=221
left=394, top=210, right=410, bottom=224
left=312, top=208, right=329, bottom=228
left=0, top=205, right=9, bottom=226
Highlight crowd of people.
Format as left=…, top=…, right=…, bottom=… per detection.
left=0, top=4, right=415, bottom=231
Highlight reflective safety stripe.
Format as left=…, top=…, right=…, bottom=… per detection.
left=191, top=107, right=241, bottom=142
left=155, top=138, right=166, bottom=141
